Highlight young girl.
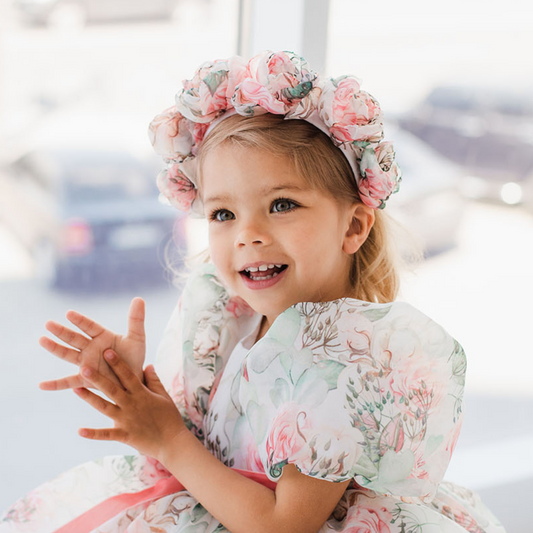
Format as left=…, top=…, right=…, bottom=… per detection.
left=1, top=51, right=507, bottom=533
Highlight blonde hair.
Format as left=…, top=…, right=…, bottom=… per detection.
left=166, top=113, right=417, bottom=303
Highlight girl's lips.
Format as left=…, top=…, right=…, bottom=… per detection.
left=239, top=266, right=288, bottom=290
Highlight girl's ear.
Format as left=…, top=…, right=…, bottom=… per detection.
left=342, top=203, right=375, bottom=255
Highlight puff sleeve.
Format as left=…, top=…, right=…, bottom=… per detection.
left=239, top=299, right=466, bottom=504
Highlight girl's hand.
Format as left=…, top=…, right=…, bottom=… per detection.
left=73, top=349, right=186, bottom=461
left=39, top=298, right=146, bottom=391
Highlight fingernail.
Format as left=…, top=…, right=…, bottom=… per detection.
left=79, top=429, right=89, bottom=437
left=81, top=367, right=92, bottom=377
left=104, top=350, right=116, bottom=361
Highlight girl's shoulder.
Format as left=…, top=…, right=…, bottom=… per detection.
left=268, top=296, right=459, bottom=358
left=239, top=296, right=467, bottom=505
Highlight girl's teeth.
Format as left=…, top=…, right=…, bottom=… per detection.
left=249, top=272, right=279, bottom=281
left=247, top=263, right=280, bottom=272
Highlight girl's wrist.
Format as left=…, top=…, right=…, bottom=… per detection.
left=157, top=423, right=192, bottom=468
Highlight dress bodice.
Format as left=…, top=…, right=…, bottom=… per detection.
left=203, top=312, right=264, bottom=471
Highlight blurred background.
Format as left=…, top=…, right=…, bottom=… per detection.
left=1, top=0, right=532, bottom=530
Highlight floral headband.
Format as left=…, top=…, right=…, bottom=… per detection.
left=148, top=50, right=402, bottom=217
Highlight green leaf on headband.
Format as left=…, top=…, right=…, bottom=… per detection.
left=282, top=81, right=313, bottom=101
left=203, top=70, right=228, bottom=96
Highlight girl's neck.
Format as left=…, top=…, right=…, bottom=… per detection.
left=255, top=316, right=270, bottom=344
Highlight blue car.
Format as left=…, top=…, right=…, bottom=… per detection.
left=1, top=148, right=185, bottom=290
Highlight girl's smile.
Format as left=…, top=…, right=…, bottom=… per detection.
left=200, top=143, right=375, bottom=331
left=239, top=262, right=289, bottom=289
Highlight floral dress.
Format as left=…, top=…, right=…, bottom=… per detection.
left=0, top=264, right=507, bottom=533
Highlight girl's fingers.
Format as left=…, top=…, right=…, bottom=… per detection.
left=73, top=387, right=119, bottom=418
left=39, top=373, right=83, bottom=391
left=65, top=310, right=106, bottom=339
left=81, top=366, right=127, bottom=403
left=78, top=427, right=128, bottom=442
left=103, top=350, right=143, bottom=394
left=39, top=336, right=81, bottom=365
left=44, top=320, right=90, bottom=351
left=127, top=298, right=146, bottom=342
left=144, top=365, right=168, bottom=396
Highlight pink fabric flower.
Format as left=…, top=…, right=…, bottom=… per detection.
left=177, top=56, right=248, bottom=123
left=150, top=51, right=402, bottom=213
left=358, top=142, right=402, bottom=209
left=232, top=50, right=319, bottom=118
left=318, top=76, right=384, bottom=144
left=148, top=106, right=194, bottom=159
left=225, top=296, right=254, bottom=319
left=156, top=163, right=197, bottom=212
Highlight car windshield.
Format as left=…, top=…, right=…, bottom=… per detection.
left=62, top=161, right=157, bottom=203
left=45, top=151, right=159, bottom=203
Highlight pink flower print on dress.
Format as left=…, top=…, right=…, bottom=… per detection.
left=156, top=164, right=197, bottom=212
left=378, top=414, right=405, bottom=455
left=409, top=446, right=430, bottom=482
left=207, top=371, right=223, bottom=409
left=387, top=348, right=449, bottom=422
left=344, top=505, right=393, bottom=533
left=358, top=142, right=402, bottom=209
left=242, top=432, right=265, bottom=472
left=335, top=312, right=374, bottom=363
left=440, top=498, right=486, bottom=533
left=3, top=491, right=42, bottom=524
left=318, top=76, right=384, bottom=145
left=148, top=106, right=193, bottom=160
left=445, top=416, right=464, bottom=458
left=266, top=402, right=311, bottom=473
left=225, top=296, right=255, bottom=319
left=139, top=456, right=172, bottom=485
left=169, top=369, right=185, bottom=408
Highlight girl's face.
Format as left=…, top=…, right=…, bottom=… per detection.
left=200, top=143, right=372, bottom=326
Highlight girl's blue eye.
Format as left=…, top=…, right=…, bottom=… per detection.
left=211, top=209, right=234, bottom=222
left=272, top=198, right=297, bottom=213
left=209, top=198, right=298, bottom=222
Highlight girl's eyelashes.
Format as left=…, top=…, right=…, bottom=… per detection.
left=208, top=197, right=300, bottom=222
left=209, top=208, right=234, bottom=222
left=271, top=197, right=299, bottom=213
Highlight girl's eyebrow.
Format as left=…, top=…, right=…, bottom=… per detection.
left=203, top=184, right=307, bottom=205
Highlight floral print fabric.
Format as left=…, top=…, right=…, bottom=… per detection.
left=0, top=264, right=507, bottom=532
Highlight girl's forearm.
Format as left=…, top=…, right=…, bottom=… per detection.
left=160, top=429, right=280, bottom=533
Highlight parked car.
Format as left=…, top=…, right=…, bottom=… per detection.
left=385, top=122, right=467, bottom=258
left=0, top=147, right=185, bottom=290
left=14, top=0, right=180, bottom=28
left=399, top=85, right=533, bottom=206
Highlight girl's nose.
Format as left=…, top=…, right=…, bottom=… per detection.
left=234, top=219, right=272, bottom=248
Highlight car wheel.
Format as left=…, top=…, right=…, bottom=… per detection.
left=47, top=2, right=87, bottom=31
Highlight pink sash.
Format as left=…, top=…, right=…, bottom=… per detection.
left=54, top=468, right=276, bottom=533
